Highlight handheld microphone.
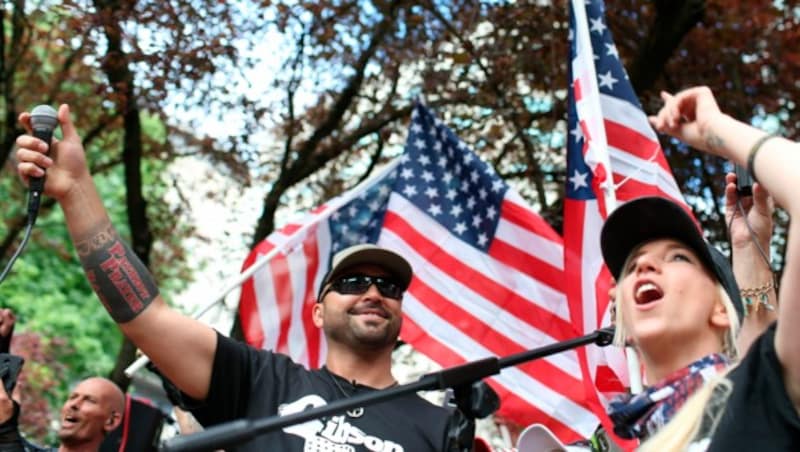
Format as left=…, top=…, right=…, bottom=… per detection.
left=28, top=105, right=58, bottom=224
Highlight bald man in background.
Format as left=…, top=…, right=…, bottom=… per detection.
left=1, top=376, right=124, bottom=452
left=0, top=309, right=124, bottom=452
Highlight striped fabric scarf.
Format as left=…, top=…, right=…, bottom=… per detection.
left=607, top=353, right=729, bottom=440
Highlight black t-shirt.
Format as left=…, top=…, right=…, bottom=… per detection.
left=189, top=333, right=453, bottom=452
left=708, top=323, right=800, bottom=451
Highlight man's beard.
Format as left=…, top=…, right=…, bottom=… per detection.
left=325, top=311, right=401, bottom=350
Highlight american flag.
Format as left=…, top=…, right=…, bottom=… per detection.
left=239, top=103, right=603, bottom=442
left=565, top=0, right=691, bottom=436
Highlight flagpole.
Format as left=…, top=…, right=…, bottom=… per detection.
left=570, top=0, right=642, bottom=395
left=125, top=158, right=403, bottom=377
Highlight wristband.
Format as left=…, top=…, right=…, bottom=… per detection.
left=746, top=133, right=779, bottom=184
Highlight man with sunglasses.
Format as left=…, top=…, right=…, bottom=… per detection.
left=176, top=244, right=460, bottom=451
left=167, top=244, right=463, bottom=451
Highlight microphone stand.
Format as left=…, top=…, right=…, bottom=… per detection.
left=160, top=327, right=615, bottom=452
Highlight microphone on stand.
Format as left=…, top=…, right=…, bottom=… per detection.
left=28, top=105, right=58, bottom=225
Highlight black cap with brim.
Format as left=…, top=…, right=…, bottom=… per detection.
left=316, top=244, right=413, bottom=302
left=600, top=196, right=743, bottom=321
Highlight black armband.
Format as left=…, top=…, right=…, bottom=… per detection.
left=75, top=222, right=159, bottom=323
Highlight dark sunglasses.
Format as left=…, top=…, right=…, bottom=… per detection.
left=327, top=274, right=404, bottom=300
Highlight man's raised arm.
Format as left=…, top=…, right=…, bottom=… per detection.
left=15, top=104, right=215, bottom=400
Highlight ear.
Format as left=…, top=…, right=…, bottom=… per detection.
left=709, top=297, right=731, bottom=330
left=312, top=302, right=324, bottom=328
left=104, top=411, right=123, bottom=433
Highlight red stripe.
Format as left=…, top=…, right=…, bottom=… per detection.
left=280, top=223, right=302, bottom=236
left=573, top=78, right=583, bottom=102
left=610, top=171, right=668, bottom=201
left=492, top=200, right=565, bottom=290
left=269, top=254, right=294, bottom=355
left=384, top=210, right=575, bottom=337
left=563, top=199, right=589, bottom=332
left=500, top=198, right=563, bottom=243
left=238, top=241, right=277, bottom=347
left=406, top=276, right=585, bottom=401
left=605, top=120, right=670, bottom=173
left=401, top=314, right=587, bottom=443
left=594, top=266, right=612, bottom=330
left=489, top=239, right=563, bottom=294
left=301, top=234, right=322, bottom=368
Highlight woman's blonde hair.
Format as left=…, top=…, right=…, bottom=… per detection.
left=612, top=248, right=741, bottom=360
left=638, top=372, right=733, bottom=451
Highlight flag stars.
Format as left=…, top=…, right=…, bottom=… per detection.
left=478, top=188, right=488, bottom=200
left=598, top=70, right=618, bottom=90
left=424, top=187, right=439, bottom=199
left=570, top=124, right=584, bottom=143
left=467, top=197, right=477, bottom=209
left=450, top=204, right=464, bottom=217
left=421, top=170, right=434, bottom=183
left=590, top=16, right=606, bottom=34
left=438, top=156, right=447, bottom=167
left=445, top=189, right=457, bottom=201
left=428, top=204, right=442, bottom=216
left=486, top=205, right=497, bottom=220
left=461, top=180, right=470, bottom=193
left=411, top=123, right=423, bottom=134
left=418, top=154, right=431, bottom=166
left=492, top=179, right=505, bottom=193
left=470, top=170, right=480, bottom=183
left=477, top=233, right=488, bottom=247
left=400, top=167, right=414, bottom=180
left=454, top=222, right=467, bottom=235
left=403, top=185, right=418, bottom=197
left=442, top=172, right=453, bottom=184
left=605, top=42, right=619, bottom=59
left=472, top=214, right=482, bottom=228
left=569, top=169, right=589, bottom=191
left=414, top=138, right=426, bottom=150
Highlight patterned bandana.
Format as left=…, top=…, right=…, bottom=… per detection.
left=607, top=353, right=729, bottom=440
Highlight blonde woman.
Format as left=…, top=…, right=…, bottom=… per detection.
left=618, top=86, right=799, bottom=450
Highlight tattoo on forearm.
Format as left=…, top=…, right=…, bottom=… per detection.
left=705, top=133, right=725, bottom=152
left=75, top=222, right=159, bottom=323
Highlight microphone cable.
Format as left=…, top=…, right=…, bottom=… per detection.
left=0, top=200, right=39, bottom=285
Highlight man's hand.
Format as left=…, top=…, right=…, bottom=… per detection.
left=0, top=310, right=15, bottom=343
left=0, top=310, right=15, bottom=355
left=0, top=377, right=17, bottom=425
left=15, top=104, right=90, bottom=202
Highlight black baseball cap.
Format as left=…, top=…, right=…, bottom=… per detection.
left=316, top=244, right=413, bottom=302
left=600, top=196, right=743, bottom=321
